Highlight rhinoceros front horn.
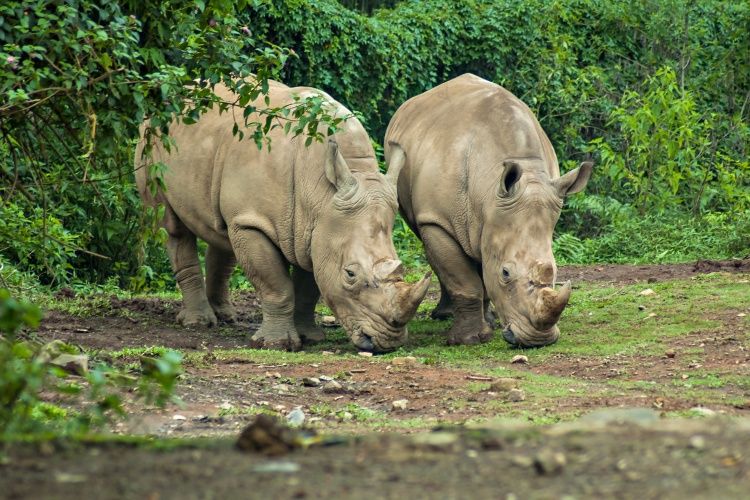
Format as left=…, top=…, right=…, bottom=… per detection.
left=533, top=280, right=571, bottom=330
left=391, top=271, right=432, bottom=326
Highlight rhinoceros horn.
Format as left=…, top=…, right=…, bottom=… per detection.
left=390, top=271, right=432, bottom=327
left=532, top=280, right=571, bottom=330
left=385, top=141, right=406, bottom=189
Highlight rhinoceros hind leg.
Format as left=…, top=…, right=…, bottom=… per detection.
left=292, top=266, right=325, bottom=344
left=205, top=245, right=238, bottom=323
left=419, top=225, right=493, bottom=346
left=230, top=227, right=302, bottom=351
left=430, top=282, right=454, bottom=320
left=164, top=205, right=217, bottom=328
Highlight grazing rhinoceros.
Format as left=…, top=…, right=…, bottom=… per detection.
left=135, top=80, right=431, bottom=352
left=384, top=74, right=592, bottom=347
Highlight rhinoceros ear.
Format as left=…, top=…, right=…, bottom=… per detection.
left=552, top=161, right=593, bottom=197
left=325, top=140, right=357, bottom=193
left=385, top=141, right=406, bottom=189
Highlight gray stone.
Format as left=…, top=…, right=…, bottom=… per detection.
left=50, top=353, right=89, bottom=375
left=510, top=355, right=528, bottom=364
left=392, top=399, right=409, bottom=410
left=302, top=377, right=321, bottom=387
left=508, top=389, right=526, bottom=402
left=322, top=380, right=344, bottom=393
left=286, top=408, right=305, bottom=427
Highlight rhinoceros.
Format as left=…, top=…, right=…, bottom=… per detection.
left=384, top=74, right=592, bottom=347
left=135, top=80, right=431, bottom=352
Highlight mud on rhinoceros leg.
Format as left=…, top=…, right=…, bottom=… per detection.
left=291, top=266, right=325, bottom=344
left=229, top=227, right=301, bottom=351
left=205, top=245, right=238, bottom=323
left=419, top=224, right=493, bottom=345
left=164, top=206, right=217, bottom=328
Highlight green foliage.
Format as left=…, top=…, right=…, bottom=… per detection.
left=2, top=0, right=749, bottom=286
left=0, top=289, right=182, bottom=439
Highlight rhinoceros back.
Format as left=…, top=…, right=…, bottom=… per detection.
left=385, top=73, right=558, bottom=258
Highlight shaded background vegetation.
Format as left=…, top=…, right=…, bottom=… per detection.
left=1, top=0, right=748, bottom=290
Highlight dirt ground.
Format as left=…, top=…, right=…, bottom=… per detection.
left=4, top=259, right=750, bottom=499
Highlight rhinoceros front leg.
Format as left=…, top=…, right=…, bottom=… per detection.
left=165, top=212, right=217, bottom=328
left=292, top=267, right=325, bottom=344
left=229, top=227, right=301, bottom=351
left=205, top=245, right=238, bottom=323
left=419, top=224, right=493, bottom=345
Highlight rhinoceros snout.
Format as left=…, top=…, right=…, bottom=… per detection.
left=354, top=333, right=375, bottom=352
left=502, top=328, right=518, bottom=346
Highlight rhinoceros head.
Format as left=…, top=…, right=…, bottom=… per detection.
left=481, top=158, right=593, bottom=347
left=312, top=140, right=431, bottom=352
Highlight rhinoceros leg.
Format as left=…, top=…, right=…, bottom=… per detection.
left=205, top=245, right=238, bottom=323
left=164, top=209, right=217, bottom=328
left=430, top=282, right=453, bottom=320
left=229, top=227, right=301, bottom=351
left=420, top=225, right=493, bottom=345
left=291, top=267, right=325, bottom=344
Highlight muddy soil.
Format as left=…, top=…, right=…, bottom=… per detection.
left=3, top=417, right=750, bottom=499
left=6, top=260, right=749, bottom=499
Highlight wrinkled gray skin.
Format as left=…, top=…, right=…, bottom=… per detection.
left=135, top=80, right=430, bottom=352
left=385, top=74, right=592, bottom=347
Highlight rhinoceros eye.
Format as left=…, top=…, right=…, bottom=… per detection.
left=345, top=269, right=356, bottom=278
left=501, top=267, right=511, bottom=281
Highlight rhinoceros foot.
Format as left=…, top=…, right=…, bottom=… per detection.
left=250, top=325, right=302, bottom=352
left=297, top=325, right=326, bottom=344
left=446, top=322, right=494, bottom=346
left=177, top=307, right=218, bottom=328
left=210, top=302, right=238, bottom=324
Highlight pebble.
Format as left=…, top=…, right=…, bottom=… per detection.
left=358, top=351, right=374, bottom=357
left=172, top=414, right=187, bottom=421
left=533, top=449, right=567, bottom=475
left=489, top=378, right=519, bottom=392
left=738, top=313, right=747, bottom=318
left=286, top=408, right=305, bottom=427
left=392, top=399, right=409, bottom=410
left=302, top=377, right=321, bottom=387
left=510, top=355, right=528, bottom=365
left=689, top=407, right=716, bottom=417
left=322, top=380, right=344, bottom=393
left=391, top=356, right=418, bottom=366
left=321, top=315, right=338, bottom=326
left=319, top=375, right=333, bottom=382
left=252, top=461, right=300, bottom=473
left=665, top=350, right=676, bottom=359
left=508, top=389, right=526, bottom=402
left=639, top=288, right=656, bottom=296
left=689, top=435, right=706, bottom=450
left=638, top=305, right=646, bottom=311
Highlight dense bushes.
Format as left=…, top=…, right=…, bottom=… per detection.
left=1, top=0, right=748, bottom=287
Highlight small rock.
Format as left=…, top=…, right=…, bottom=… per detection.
left=508, top=389, right=526, bottom=402
left=286, top=408, right=305, bottom=427
left=50, top=353, right=89, bottom=376
left=689, top=407, right=716, bottom=417
left=340, top=411, right=354, bottom=421
left=638, top=305, right=646, bottom=311
left=252, top=460, right=300, bottom=473
left=322, top=380, right=344, bottom=393
left=738, top=313, right=747, bottom=318
left=321, top=315, right=338, bottom=327
left=411, top=431, right=459, bottom=450
left=647, top=312, right=657, bottom=318
left=272, top=383, right=291, bottom=394
left=511, top=455, right=534, bottom=468
left=489, top=378, right=519, bottom=392
left=319, top=375, right=333, bottom=382
left=172, top=414, right=187, bottom=421
left=533, top=449, right=566, bottom=475
left=510, top=355, right=528, bottom=365
left=237, top=414, right=303, bottom=455
left=358, top=351, right=373, bottom=357
left=302, top=377, right=321, bottom=387
left=639, top=288, right=656, bottom=296
left=689, top=435, right=706, bottom=450
left=392, top=356, right=418, bottom=366
left=392, top=399, right=409, bottom=410
left=665, top=350, right=676, bottom=359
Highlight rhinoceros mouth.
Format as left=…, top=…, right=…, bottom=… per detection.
left=501, top=321, right=559, bottom=348
left=344, top=318, right=406, bottom=353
